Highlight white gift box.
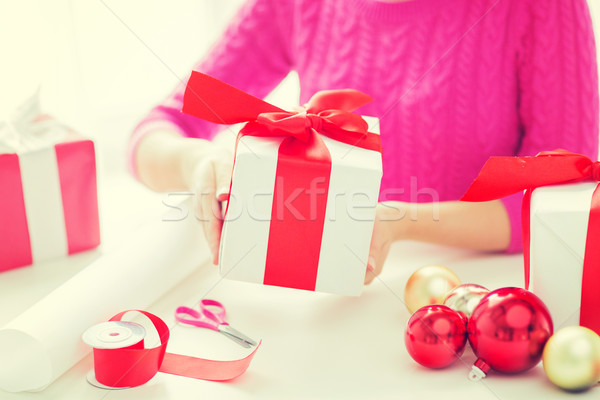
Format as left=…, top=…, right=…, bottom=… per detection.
left=219, top=117, right=382, bottom=296
left=529, top=181, right=599, bottom=331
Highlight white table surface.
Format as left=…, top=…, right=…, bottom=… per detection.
left=0, top=176, right=596, bottom=400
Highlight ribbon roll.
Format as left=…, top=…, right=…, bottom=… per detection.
left=83, top=310, right=260, bottom=388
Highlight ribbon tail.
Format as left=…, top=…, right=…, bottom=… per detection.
left=159, top=342, right=261, bottom=381
left=580, top=184, right=600, bottom=335
left=182, top=71, right=285, bottom=124
left=522, top=189, right=532, bottom=289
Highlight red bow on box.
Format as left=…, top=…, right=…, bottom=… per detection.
left=181, top=72, right=381, bottom=292
left=182, top=71, right=381, bottom=152
left=461, top=149, right=600, bottom=334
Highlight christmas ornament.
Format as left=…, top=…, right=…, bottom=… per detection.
left=405, top=305, right=467, bottom=369
left=443, top=284, right=489, bottom=319
left=404, top=265, right=461, bottom=314
left=543, top=326, right=600, bottom=392
left=467, top=287, right=553, bottom=380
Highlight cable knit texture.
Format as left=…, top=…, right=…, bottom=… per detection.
left=130, top=0, right=599, bottom=252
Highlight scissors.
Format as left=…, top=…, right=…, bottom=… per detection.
left=175, top=299, right=257, bottom=348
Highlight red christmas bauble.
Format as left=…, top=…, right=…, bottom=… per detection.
left=405, top=305, right=467, bottom=369
left=468, top=287, right=553, bottom=374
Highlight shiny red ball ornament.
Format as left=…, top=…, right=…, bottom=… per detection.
left=405, top=305, right=468, bottom=369
left=467, top=287, right=553, bottom=379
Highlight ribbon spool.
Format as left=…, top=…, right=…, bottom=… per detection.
left=82, top=310, right=260, bottom=389
left=82, top=321, right=147, bottom=389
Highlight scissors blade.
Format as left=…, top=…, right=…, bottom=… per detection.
left=218, top=325, right=258, bottom=348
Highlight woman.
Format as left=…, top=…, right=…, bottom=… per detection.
left=129, top=0, right=599, bottom=284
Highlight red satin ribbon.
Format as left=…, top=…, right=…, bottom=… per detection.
left=182, top=72, right=381, bottom=291
left=0, top=153, right=31, bottom=271
left=461, top=149, right=600, bottom=334
left=91, top=310, right=259, bottom=388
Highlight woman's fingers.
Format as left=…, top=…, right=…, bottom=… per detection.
left=210, top=157, right=233, bottom=263
left=364, top=255, right=377, bottom=284
left=364, top=203, right=398, bottom=285
left=194, top=162, right=214, bottom=261
left=207, top=195, right=224, bottom=265
left=365, top=248, right=388, bottom=285
left=215, top=157, right=232, bottom=202
left=194, top=153, right=233, bottom=265
left=193, top=160, right=218, bottom=265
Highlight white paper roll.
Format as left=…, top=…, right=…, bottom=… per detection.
left=0, top=201, right=205, bottom=393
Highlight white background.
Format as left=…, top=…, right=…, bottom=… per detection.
left=1, top=0, right=599, bottom=177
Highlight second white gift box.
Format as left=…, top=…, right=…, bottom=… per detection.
left=461, top=150, right=600, bottom=335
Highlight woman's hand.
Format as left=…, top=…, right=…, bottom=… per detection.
left=186, top=146, right=233, bottom=266
left=365, top=202, right=405, bottom=284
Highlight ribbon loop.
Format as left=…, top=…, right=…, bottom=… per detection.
left=303, top=88, right=373, bottom=114
left=590, top=161, right=600, bottom=181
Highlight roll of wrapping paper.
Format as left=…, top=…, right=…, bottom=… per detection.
left=0, top=199, right=213, bottom=393
left=83, top=310, right=260, bottom=388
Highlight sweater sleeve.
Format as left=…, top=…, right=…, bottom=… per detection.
left=502, top=0, right=599, bottom=253
left=128, top=0, right=294, bottom=177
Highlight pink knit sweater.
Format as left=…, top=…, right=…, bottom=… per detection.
left=130, top=0, right=599, bottom=252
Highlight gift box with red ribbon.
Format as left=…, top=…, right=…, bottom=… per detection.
left=182, top=72, right=382, bottom=296
left=462, top=150, right=600, bottom=335
left=0, top=98, right=100, bottom=273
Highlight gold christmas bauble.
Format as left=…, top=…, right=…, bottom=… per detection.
left=543, top=326, right=600, bottom=392
left=404, top=265, right=461, bottom=314
left=443, top=284, right=490, bottom=318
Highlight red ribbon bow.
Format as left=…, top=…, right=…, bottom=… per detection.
left=181, top=71, right=381, bottom=152
left=461, top=149, right=600, bottom=201
left=461, top=149, right=600, bottom=334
